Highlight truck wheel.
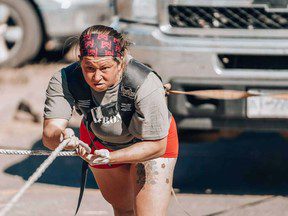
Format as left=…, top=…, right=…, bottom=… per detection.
left=0, top=0, right=42, bottom=67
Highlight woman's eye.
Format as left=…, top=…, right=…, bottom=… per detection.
left=101, top=67, right=109, bottom=71
left=86, top=66, right=95, bottom=71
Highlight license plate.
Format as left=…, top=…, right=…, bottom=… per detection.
left=247, top=89, right=288, bottom=118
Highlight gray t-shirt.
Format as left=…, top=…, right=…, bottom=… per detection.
left=44, top=61, right=170, bottom=150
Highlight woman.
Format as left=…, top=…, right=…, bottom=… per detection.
left=42, top=25, right=179, bottom=216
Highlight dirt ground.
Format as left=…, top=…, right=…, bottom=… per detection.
left=1, top=63, right=288, bottom=216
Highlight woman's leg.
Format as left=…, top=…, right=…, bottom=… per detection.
left=90, top=165, right=134, bottom=216
left=130, top=157, right=177, bottom=216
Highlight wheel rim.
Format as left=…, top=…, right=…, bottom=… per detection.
left=0, top=3, right=23, bottom=63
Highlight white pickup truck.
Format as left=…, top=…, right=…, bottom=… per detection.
left=113, top=0, right=288, bottom=131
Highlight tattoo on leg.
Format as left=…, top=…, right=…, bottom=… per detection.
left=136, top=160, right=159, bottom=186
left=136, top=163, right=146, bottom=186
left=164, top=158, right=177, bottom=185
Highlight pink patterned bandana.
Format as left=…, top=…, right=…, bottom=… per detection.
left=80, top=33, right=122, bottom=58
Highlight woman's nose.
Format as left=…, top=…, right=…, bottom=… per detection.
left=92, top=70, right=102, bottom=82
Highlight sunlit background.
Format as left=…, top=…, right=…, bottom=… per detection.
left=1, top=0, right=288, bottom=215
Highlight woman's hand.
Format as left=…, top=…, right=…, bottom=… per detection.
left=76, top=146, right=110, bottom=165
left=61, top=128, right=91, bottom=153
left=89, top=149, right=110, bottom=165
left=60, top=128, right=79, bottom=150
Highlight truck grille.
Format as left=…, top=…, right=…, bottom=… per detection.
left=169, top=5, right=288, bottom=29
left=218, top=55, right=288, bottom=70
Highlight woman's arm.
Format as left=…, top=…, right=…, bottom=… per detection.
left=77, top=136, right=167, bottom=165
left=43, top=69, right=77, bottom=150
left=109, top=137, right=167, bottom=164
left=42, top=118, right=68, bottom=150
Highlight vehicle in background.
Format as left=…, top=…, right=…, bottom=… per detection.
left=0, top=0, right=112, bottom=67
left=113, top=0, right=288, bottom=131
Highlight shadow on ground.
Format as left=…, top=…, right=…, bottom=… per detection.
left=175, top=130, right=288, bottom=195
left=5, top=129, right=288, bottom=195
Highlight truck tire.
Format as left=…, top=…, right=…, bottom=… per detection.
left=0, top=0, right=42, bottom=67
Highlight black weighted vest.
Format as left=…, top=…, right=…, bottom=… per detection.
left=63, top=59, right=161, bottom=131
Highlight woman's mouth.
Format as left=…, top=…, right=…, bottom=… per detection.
left=93, top=83, right=104, bottom=86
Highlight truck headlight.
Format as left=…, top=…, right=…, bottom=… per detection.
left=116, top=0, right=157, bottom=24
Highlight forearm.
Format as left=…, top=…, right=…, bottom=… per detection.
left=109, top=138, right=167, bottom=164
left=42, top=127, right=62, bottom=150
left=42, top=118, right=68, bottom=150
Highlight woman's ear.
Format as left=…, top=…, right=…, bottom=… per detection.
left=117, top=59, right=124, bottom=71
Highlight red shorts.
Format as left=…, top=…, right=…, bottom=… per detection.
left=79, top=117, right=179, bottom=169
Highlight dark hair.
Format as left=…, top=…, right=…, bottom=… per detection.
left=78, top=25, right=132, bottom=62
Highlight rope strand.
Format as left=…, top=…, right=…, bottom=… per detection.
left=0, top=149, right=77, bottom=156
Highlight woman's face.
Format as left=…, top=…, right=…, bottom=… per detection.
left=81, top=56, right=123, bottom=92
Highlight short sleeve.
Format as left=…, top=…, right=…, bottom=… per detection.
left=128, top=73, right=170, bottom=140
left=43, top=69, right=75, bottom=120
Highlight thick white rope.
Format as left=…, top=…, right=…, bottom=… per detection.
left=0, top=139, right=70, bottom=216
left=0, top=149, right=77, bottom=156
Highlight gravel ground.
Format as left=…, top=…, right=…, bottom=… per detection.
left=1, top=63, right=288, bottom=216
